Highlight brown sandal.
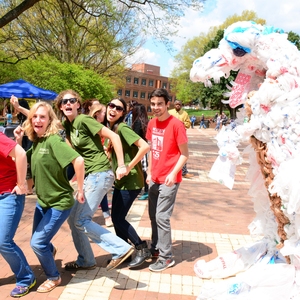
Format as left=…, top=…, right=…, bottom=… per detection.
left=37, top=277, right=61, bottom=293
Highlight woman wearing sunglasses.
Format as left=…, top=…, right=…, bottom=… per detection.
left=56, top=90, right=134, bottom=272
left=104, top=98, right=151, bottom=268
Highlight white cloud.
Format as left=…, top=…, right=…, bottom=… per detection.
left=126, top=48, right=161, bottom=67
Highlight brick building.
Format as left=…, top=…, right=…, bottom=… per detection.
left=117, top=63, right=176, bottom=112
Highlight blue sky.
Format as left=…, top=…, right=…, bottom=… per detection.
left=128, top=0, right=300, bottom=77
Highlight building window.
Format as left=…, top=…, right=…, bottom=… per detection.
left=148, top=92, right=152, bottom=100
left=117, top=89, right=122, bottom=96
left=149, top=80, right=154, bottom=87
left=126, top=76, right=131, bottom=83
left=125, top=90, right=130, bottom=97
left=134, top=77, right=139, bottom=84
left=147, top=106, right=152, bottom=112
left=162, top=82, right=167, bottom=89
left=169, top=96, right=173, bottom=102
left=140, top=92, right=146, bottom=99
left=141, top=78, right=147, bottom=86
left=133, top=91, right=138, bottom=98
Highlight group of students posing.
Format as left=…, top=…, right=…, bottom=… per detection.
left=0, top=88, right=189, bottom=298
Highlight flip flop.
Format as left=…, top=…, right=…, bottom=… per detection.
left=37, top=277, right=61, bottom=293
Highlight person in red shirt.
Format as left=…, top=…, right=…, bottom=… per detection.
left=0, top=132, right=36, bottom=297
left=146, top=88, right=189, bottom=272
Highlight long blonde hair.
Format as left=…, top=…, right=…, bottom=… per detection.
left=23, top=101, right=60, bottom=141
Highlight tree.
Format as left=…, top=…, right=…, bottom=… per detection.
left=0, top=55, right=115, bottom=101
left=288, top=31, right=300, bottom=50
left=0, top=0, right=206, bottom=81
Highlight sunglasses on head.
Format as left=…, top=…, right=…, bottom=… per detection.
left=61, top=98, right=77, bottom=105
left=108, top=102, right=124, bottom=112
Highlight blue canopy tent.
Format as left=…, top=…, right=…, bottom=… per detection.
left=0, top=79, right=57, bottom=100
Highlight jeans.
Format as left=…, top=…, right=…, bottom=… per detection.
left=199, top=120, right=206, bottom=129
left=148, top=181, right=179, bottom=260
left=182, top=163, right=188, bottom=176
left=100, top=194, right=110, bottom=219
left=111, top=188, right=142, bottom=246
left=31, top=203, right=71, bottom=280
left=0, top=193, right=35, bottom=287
left=68, top=170, right=131, bottom=266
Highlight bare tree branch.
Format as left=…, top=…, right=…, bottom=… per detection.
left=0, top=0, right=42, bottom=28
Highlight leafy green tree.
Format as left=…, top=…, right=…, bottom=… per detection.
left=288, top=31, right=300, bottom=50
left=0, top=56, right=115, bottom=101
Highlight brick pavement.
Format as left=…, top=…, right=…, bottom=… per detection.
left=0, top=127, right=258, bottom=299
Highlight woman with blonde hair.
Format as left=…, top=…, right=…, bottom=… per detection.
left=14, top=100, right=85, bottom=293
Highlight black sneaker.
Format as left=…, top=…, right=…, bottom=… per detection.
left=149, top=258, right=175, bottom=272
left=65, top=261, right=96, bottom=271
left=150, top=248, right=159, bottom=258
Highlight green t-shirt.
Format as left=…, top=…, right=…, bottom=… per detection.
left=27, top=134, right=80, bottom=210
left=63, top=114, right=111, bottom=175
left=111, top=123, right=144, bottom=190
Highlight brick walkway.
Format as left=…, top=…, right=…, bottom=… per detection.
left=0, top=127, right=257, bottom=299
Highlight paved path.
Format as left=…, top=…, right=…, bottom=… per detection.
left=0, top=127, right=258, bottom=299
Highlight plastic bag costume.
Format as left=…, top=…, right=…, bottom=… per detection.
left=190, top=21, right=300, bottom=299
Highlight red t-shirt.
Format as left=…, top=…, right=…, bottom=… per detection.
left=146, top=115, right=188, bottom=184
left=0, top=132, right=17, bottom=193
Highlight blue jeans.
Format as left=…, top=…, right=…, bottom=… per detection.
left=0, top=193, right=35, bottom=287
left=31, top=203, right=71, bottom=280
left=111, top=188, right=142, bottom=246
left=100, top=194, right=110, bottom=219
left=68, top=170, right=131, bottom=266
left=199, top=121, right=206, bottom=128
left=148, top=181, right=179, bottom=260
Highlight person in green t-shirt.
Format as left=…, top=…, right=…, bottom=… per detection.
left=56, top=90, right=134, bottom=272
left=104, top=98, right=151, bottom=269
left=14, top=101, right=85, bottom=293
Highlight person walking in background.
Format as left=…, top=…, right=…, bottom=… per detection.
left=131, top=103, right=150, bottom=200
left=0, top=132, right=36, bottom=298
left=104, top=98, right=151, bottom=268
left=199, top=114, right=207, bottom=129
left=215, top=114, right=221, bottom=131
left=56, top=90, right=134, bottom=272
left=169, top=100, right=194, bottom=178
left=89, top=103, right=113, bottom=227
left=146, top=89, right=189, bottom=272
left=124, top=100, right=138, bottom=126
left=13, top=101, right=85, bottom=293
left=221, top=112, right=228, bottom=127
left=190, top=115, right=196, bottom=129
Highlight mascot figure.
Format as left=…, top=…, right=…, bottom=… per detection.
left=190, top=21, right=300, bottom=299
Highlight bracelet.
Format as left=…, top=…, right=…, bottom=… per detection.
left=118, top=165, right=126, bottom=168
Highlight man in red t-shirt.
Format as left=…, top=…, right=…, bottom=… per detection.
left=146, top=88, right=189, bottom=272
left=0, top=132, right=36, bottom=297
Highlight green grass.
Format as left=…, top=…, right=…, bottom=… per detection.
left=185, top=109, right=225, bottom=118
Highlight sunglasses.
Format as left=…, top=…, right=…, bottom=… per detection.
left=108, top=102, right=124, bottom=112
left=61, top=98, right=77, bottom=105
